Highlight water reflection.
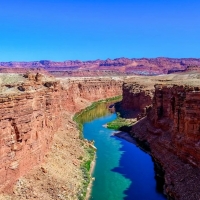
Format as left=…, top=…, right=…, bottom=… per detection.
left=76, top=101, right=115, bottom=124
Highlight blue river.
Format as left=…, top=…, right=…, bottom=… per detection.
left=79, top=102, right=166, bottom=200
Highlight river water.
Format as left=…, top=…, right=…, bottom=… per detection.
left=77, top=102, right=166, bottom=200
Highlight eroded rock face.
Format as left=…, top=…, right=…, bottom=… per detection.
left=0, top=74, right=122, bottom=193
left=0, top=79, right=62, bottom=192
left=60, top=78, right=123, bottom=113
left=149, top=85, right=200, bottom=167
left=145, top=85, right=200, bottom=199
left=121, top=78, right=200, bottom=199
left=120, top=82, right=154, bottom=119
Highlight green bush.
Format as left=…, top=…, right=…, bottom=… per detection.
left=107, top=117, right=135, bottom=130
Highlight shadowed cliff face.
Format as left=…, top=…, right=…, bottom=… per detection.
left=116, top=75, right=162, bottom=120
left=0, top=73, right=122, bottom=193
left=119, top=82, right=154, bottom=119
left=120, top=74, right=200, bottom=200
left=149, top=85, right=200, bottom=166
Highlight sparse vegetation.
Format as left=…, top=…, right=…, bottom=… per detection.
left=78, top=146, right=95, bottom=200
left=74, top=95, right=122, bottom=200
left=73, top=95, right=122, bottom=139
left=78, top=156, right=83, bottom=160
left=107, top=113, right=136, bottom=130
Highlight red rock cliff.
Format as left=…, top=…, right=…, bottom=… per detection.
left=118, top=76, right=157, bottom=119
left=0, top=74, right=122, bottom=193
left=122, top=76, right=200, bottom=199
left=120, top=82, right=153, bottom=118
left=149, top=85, right=200, bottom=166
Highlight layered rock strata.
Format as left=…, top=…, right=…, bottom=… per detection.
left=121, top=75, right=200, bottom=199
left=119, top=82, right=154, bottom=119
left=1, top=57, right=200, bottom=76
left=0, top=73, right=122, bottom=194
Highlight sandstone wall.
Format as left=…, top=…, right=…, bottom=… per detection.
left=121, top=81, right=200, bottom=199
left=0, top=80, right=62, bottom=192
left=119, top=81, right=154, bottom=119
left=149, top=85, right=200, bottom=166
left=60, top=78, right=122, bottom=113
left=0, top=75, right=122, bottom=193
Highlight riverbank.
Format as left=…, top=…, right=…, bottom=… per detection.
left=0, top=111, right=86, bottom=200
left=0, top=75, right=122, bottom=200
left=85, top=156, right=96, bottom=200
left=82, top=109, right=166, bottom=199
left=73, top=95, right=122, bottom=200
left=108, top=101, right=166, bottom=198
left=0, top=99, right=121, bottom=200
left=111, top=129, right=167, bottom=200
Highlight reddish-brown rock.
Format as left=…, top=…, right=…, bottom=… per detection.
left=0, top=79, right=62, bottom=192
left=120, top=81, right=154, bottom=119
left=0, top=74, right=122, bottom=193
left=121, top=76, right=200, bottom=199
left=1, top=57, right=200, bottom=76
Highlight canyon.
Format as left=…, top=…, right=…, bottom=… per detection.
left=0, top=72, right=122, bottom=199
left=0, top=62, right=200, bottom=199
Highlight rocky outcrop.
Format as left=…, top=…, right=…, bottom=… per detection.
left=119, top=82, right=154, bottom=119
left=59, top=77, right=122, bottom=113
left=0, top=74, right=122, bottom=193
left=0, top=77, right=62, bottom=192
left=146, top=85, right=200, bottom=199
left=121, top=76, right=200, bottom=199
left=148, top=85, right=200, bottom=167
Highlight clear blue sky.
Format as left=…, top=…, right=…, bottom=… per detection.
left=0, top=0, right=200, bottom=61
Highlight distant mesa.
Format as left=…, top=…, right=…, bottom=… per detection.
left=0, top=57, right=200, bottom=76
